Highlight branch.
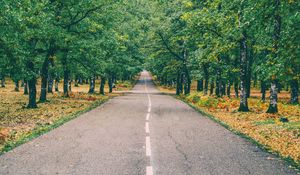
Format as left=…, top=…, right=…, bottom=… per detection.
left=64, top=6, right=101, bottom=29
left=157, top=32, right=183, bottom=61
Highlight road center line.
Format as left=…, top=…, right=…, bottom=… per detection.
left=146, top=136, right=151, bottom=156
left=145, top=122, right=150, bottom=133
left=146, top=166, right=153, bottom=175
left=144, top=73, right=153, bottom=174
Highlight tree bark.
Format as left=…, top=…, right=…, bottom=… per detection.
left=24, top=81, right=29, bottom=95
left=246, top=45, right=253, bottom=98
left=100, top=76, right=106, bottom=95
left=216, top=71, right=221, bottom=97
left=215, top=79, right=220, bottom=97
left=267, top=80, right=278, bottom=113
left=75, top=75, right=79, bottom=87
left=40, top=46, right=55, bottom=102
left=14, top=80, right=19, bottom=92
left=203, top=64, right=209, bottom=95
left=48, top=72, right=53, bottom=93
left=253, top=73, right=257, bottom=88
left=183, top=69, right=191, bottom=95
left=1, top=76, right=5, bottom=88
left=238, top=31, right=249, bottom=111
left=55, top=78, right=59, bottom=92
left=62, top=58, right=69, bottom=97
left=290, top=79, right=298, bottom=104
left=227, top=81, right=231, bottom=97
left=176, top=71, right=182, bottom=95
left=108, top=75, right=113, bottom=93
left=39, top=57, right=49, bottom=102
left=210, top=80, right=214, bottom=96
left=261, top=81, right=266, bottom=102
left=21, top=80, right=24, bottom=87
left=234, top=81, right=239, bottom=98
left=26, top=61, right=37, bottom=108
left=79, top=78, right=83, bottom=85
left=267, top=0, right=281, bottom=113
left=88, top=75, right=95, bottom=94
left=68, top=80, right=72, bottom=92
left=197, top=80, right=203, bottom=92
left=221, top=82, right=226, bottom=96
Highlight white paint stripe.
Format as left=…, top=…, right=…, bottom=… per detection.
left=146, top=136, right=151, bottom=156
left=148, top=106, right=151, bottom=113
left=146, top=113, right=150, bottom=120
left=145, top=122, right=150, bottom=133
left=146, top=166, right=153, bottom=175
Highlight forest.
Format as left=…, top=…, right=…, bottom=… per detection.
left=0, top=0, right=144, bottom=109
left=145, top=0, right=299, bottom=113
left=1, top=0, right=299, bottom=111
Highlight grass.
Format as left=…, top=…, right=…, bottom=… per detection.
left=0, top=79, right=136, bottom=153
left=155, top=81, right=300, bottom=169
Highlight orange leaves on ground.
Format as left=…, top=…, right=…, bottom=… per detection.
left=0, top=80, right=134, bottom=151
left=178, top=91, right=300, bottom=165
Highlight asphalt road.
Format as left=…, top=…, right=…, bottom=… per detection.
left=0, top=71, right=298, bottom=175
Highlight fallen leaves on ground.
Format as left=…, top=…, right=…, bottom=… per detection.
left=0, top=80, right=134, bottom=151
left=158, top=84, right=300, bottom=165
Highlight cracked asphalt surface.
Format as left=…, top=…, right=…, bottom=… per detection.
left=0, top=71, right=298, bottom=175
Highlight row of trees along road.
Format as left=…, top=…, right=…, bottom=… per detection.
left=0, top=0, right=146, bottom=108
left=143, top=0, right=299, bottom=113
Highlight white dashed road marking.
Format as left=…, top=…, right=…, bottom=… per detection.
left=146, top=166, right=153, bottom=175
left=145, top=122, right=150, bottom=134
left=146, top=136, right=151, bottom=156
left=144, top=74, right=153, bottom=175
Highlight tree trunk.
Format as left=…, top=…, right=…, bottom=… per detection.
left=290, top=79, right=298, bottom=104
left=183, top=69, right=191, bottom=95
left=227, top=81, right=231, bottom=97
left=14, top=80, right=19, bottom=92
left=253, top=73, right=257, bottom=88
left=75, top=75, right=79, bottom=87
left=68, top=80, right=72, bottom=92
left=261, top=81, right=266, bottom=102
left=215, top=79, right=220, bottom=97
left=88, top=76, right=95, bottom=94
left=24, top=81, right=29, bottom=95
left=234, top=81, right=239, bottom=98
left=266, top=0, right=281, bottom=113
left=176, top=71, right=182, bottom=95
left=100, top=76, right=106, bottom=95
left=1, top=76, right=5, bottom=88
left=79, top=78, right=83, bottom=85
left=39, top=57, right=49, bottom=102
left=267, top=80, right=278, bottom=113
left=48, top=73, right=53, bottom=93
left=246, top=45, right=253, bottom=98
left=197, top=79, right=203, bottom=92
left=210, top=80, right=214, bottom=96
left=238, top=31, right=249, bottom=112
left=63, top=63, right=69, bottom=97
left=203, top=64, right=209, bottom=95
left=55, top=78, right=59, bottom=92
left=26, top=61, right=37, bottom=108
left=108, top=75, right=113, bottom=93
